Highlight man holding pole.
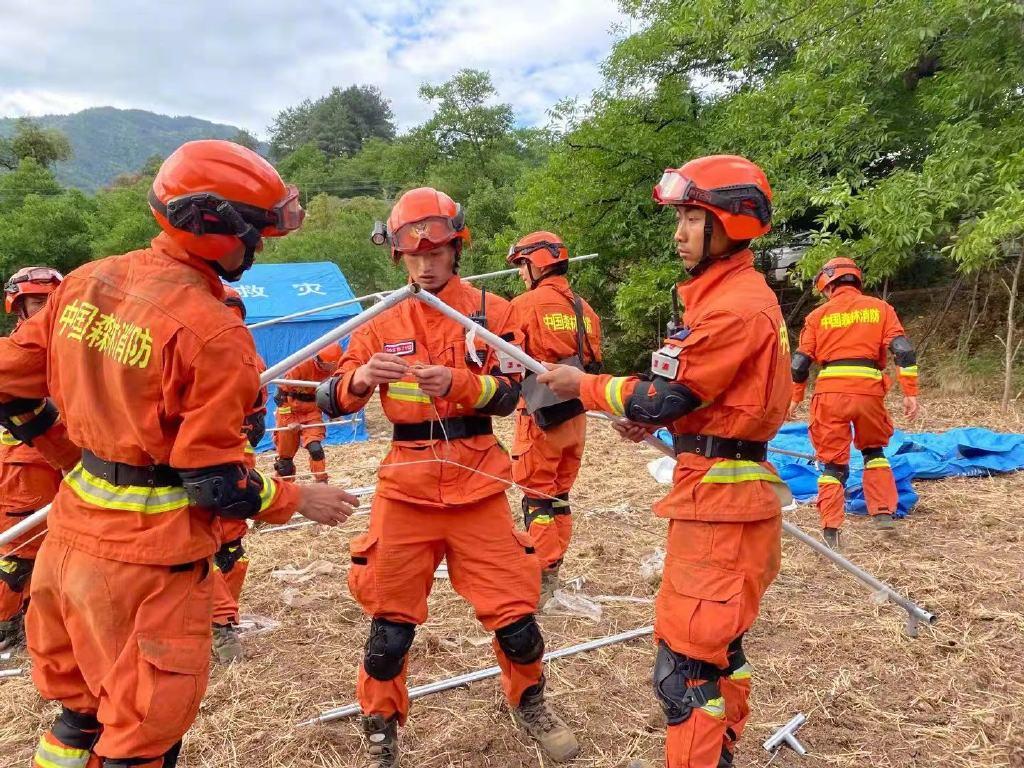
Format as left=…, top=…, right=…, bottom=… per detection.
left=0, top=140, right=357, bottom=768
left=541, top=155, right=789, bottom=768
left=317, top=187, right=579, bottom=766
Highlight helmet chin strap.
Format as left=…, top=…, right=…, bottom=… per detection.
left=685, top=210, right=718, bottom=278
left=208, top=200, right=263, bottom=283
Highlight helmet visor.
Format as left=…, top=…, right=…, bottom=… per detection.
left=271, top=185, right=304, bottom=232
left=391, top=216, right=458, bottom=253
left=507, top=242, right=562, bottom=263
left=6, top=267, right=64, bottom=295
left=653, top=170, right=771, bottom=225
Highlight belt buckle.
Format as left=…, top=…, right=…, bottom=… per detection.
left=146, top=465, right=157, bottom=488
left=733, top=439, right=744, bottom=460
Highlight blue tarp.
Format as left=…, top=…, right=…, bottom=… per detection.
left=229, top=262, right=369, bottom=452
left=657, top=424, right=1024, bottom=518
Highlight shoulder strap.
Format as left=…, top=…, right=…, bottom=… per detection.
left=570, top=293, right=597, bottom=364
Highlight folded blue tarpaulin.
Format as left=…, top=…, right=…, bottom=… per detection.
left=657, top=424, right=1024, bottom=518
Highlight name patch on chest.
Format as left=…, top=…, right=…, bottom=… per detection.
left=384, top=340, right=416, bottom=356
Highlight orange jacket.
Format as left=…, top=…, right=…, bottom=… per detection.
left=792, top=286, right=918, bottom=402
left=331, top=277, right=521, bottom=507
left=278, top=357, right=333, bottom=417
left=509, top=275, right=602, bottom=367
left=580, top=251, right=791, bottom=522
left=0, top=429, right=61, bottom=544
left=0, top=233, right=299, bottom=565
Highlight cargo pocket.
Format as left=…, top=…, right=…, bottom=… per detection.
left=663, top=559, right=745, bottom=652
left=347, top=532, right=379, bottom=614
left=137, top=634, right=210, bottom=743
left=512, top=529, right=542, bottom=603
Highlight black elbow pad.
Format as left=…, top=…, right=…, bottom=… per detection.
left=0, top=398, right=59, bottom=445
left=181, top=464, right=263, bottom=519
left=889, top=336, right=916, bottom=367
left=625, top=377, right=702, bottom=424
left=243, top=411, right=266, bottom=448
left=477, top=379, right=520, bottom=417
left=791, top=351, right=813, bottom=384
left=315, top=376, right=343, bottom=419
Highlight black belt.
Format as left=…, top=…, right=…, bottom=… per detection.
left=288, top=391, right=317, bottom=403
left=392, top=416, right=493, bottom=442
left=823, top=358, right=880, bottom=369
left=672, top=434, right=768, bottom=462
left=81, top=449, right=182, bottom=488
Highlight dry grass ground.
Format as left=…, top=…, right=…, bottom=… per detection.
left=1, top=394, right=1022, bottom=767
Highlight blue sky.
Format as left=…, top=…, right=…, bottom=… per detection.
left=0, top=0, right=627, bottom=135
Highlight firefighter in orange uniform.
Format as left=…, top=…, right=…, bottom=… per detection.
left=317, top=188, right=579, bottom=766
left=209, top=286, right=268, bottom=662
left=0, top=140, right=357, bottom=768
left=272, top=344, right=342, bottom=483
left=0, top=267, right=65, bottom=651
left=789, top=257, right=919, bottom=549
left=506, top=232, right=602, bottom=602
left=541, top=156, right=789, bottom=768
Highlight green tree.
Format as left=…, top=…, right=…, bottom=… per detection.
left=269, top=85, right=395, bottom=159
left=0, top=158, right=63, bottom=214
left=0, top=117, right=72, bottom=171
left=0, top=190, right=97, bottom=280
left=232, top=129, right=262, bottom=152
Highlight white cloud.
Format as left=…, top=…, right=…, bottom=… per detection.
left=0, top=0, right=625, bottom=135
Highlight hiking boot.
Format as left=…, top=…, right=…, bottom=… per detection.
left=361, top=714, right=399, bottom=768
left=872, top=513, right=897, bottom=530
left=540, top=566, right=560, bottom=608
left=212, top=623, right=244, bottom=664
left=513, top=683, right=579, bottom=763
left=0, top=614, right=25, bottom=652
left=822, top=527, right=841, bottom=550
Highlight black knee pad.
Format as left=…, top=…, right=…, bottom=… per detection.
left=495, top=615, right=544, bottom=664
left=861, top=447, right=885, bottom=462
left=214, top=538, right=245, bottom=574
left=0, top=556, right=33, bottom=593
left=306, top=441, right=325, bottom=461
left=522, top=497, right=553, bottom=528
left=363, top=618, right=416, bottom=681
left=652, top=641, right=724, bottom=726
left=52, top=707, right=100, bottom=751
left=273, top=457, right=296, bottom=477
left=822, top=462, right=850, bottom=485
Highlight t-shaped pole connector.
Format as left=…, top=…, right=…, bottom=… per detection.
left=763, top=713, right=807, bottom=756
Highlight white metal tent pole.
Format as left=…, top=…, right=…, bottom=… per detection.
left=246, top=254, right=598, bottom=330
left=298, top=624, right=653, bottom=725
left=0, top=503, right=49, bottom=547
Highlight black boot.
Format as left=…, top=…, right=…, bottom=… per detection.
left=361, top=714, right=399, bottom=768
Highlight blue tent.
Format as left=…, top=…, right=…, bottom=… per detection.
left=231, top=262, right=369, bottom=452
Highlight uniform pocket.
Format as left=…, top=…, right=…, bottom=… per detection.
left=512, top=529, right=537, bottom=556
left=662, top=558, right=745, bottom=652
left=136, top=633, right=210, bottom=741
left=347, top=532, right=379, bottom=613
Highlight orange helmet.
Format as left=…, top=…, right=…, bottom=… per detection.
left=314, top=342, right=343, bottom=373
left=506, top=231, right=569, bottom=270
left=653, top=154, right=772, bottom=241
left=222, top=285, right=247, bottom=321
left=149, top=140, right=304, bottom=281
left=815, top=257, right=862, bottom=294
left=5, top=266, right=63, bottom=317
left=383, top=187, right=470, bottom=260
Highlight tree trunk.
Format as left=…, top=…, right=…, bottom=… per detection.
left=957, top=271, right=982, bottom=359
left=1001, top=246, right=1024, bottom=411
left=918, top=275, right=964, bottom=357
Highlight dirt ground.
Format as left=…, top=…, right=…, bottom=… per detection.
left=1, top=394, right=1022, bottom=768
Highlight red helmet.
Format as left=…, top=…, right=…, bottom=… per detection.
left=506, top=231, right=569, bottom=269
left=815, top=257, right=863, bottom=294
left=5, top=266, right=63, bottom=316
left=314, top=342, right=343, bottom=373
left=385, top=187, right=470, bottom=260
left=653, top=154, right=773, bottom=240
left=222, top=285, right=247, bottom=321
left=149, top=140, right=304, bottom=278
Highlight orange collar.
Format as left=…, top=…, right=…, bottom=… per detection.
left=676, top=249, right=756, bottom=313
left=150, top=233, right=227, bottom=300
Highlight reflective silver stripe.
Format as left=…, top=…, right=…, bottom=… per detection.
left=701, top=460, right=782, bottom=485
left=64, top=464, right=188, bottom=514
left=34, top=736, right=91, bottom=768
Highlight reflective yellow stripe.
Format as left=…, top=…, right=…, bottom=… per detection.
left=0, top=427, right=21, bottom=446
left=256, top=470, right=278, bottom=513
left=0, top=559, right=17, bottom=574
left=899, top=366, right=919, bottom=377
left=604, top=377, right=628, bottom=417
left=387, top=382, right=431, bottom=404
left=473, top=375, right=498, bottom=409
left=10, top=403, right=46, bottom=426
left=700, top=696, right=726, bottom=718
left=64, top=464, right=188, bottom=515
left=701, top=460, right=782, bottom=485
left=244, top=443, right=255, bottom=455
left=865, top=457, right=891, bottom=469
left=530, top=515, right=554, bottom=525
left=551, top=498, right=570, bottom=509
left=818, top=475, right=843, bottom=485
left=729, top=663, right=753, bottom=681
left=34, top=736, right=91, bottom=768
left=277, top=406, right=292, bottom=414
left=818, top=365, right=883, bottom=381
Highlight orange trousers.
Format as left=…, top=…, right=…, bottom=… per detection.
left=273, top=405, right=327, bottom=482
left=809, top=392, right=899, bottom=529
left=210, top=519, right=250, bottom=627
left=655, top=516, right=782, bottom=768
left=348, top=493, right=543, bottom=724
left=28, top=538, right=212, bottom=761
left=511, top=411, right=586, bottom=569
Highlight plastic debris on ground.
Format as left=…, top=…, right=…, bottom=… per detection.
left=542, top=588, right=603, bottom=622
left=640, top=549, right=666, bottom=586
left=271, top=560, right=338, bottom=584
left=236, top=614, right=282, bottom=637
